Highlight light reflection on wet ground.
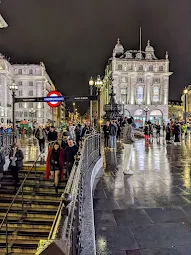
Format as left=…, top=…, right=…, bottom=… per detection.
left=94, top=137, right=191, bottom=255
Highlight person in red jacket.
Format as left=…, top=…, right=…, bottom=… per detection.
left=45, top=142, right=64, bottom=193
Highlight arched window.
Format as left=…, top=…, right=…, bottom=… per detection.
left=118, top=64, right=122, bottom=70
left=149, top=65, right=153, bottom=72
left=136, top=86, right=144, bottom=104
left=153, top=87, right=160, bottom=102
left=121, top=88, right=127, bottom=104
left=29, top=69, right=33, bottom=74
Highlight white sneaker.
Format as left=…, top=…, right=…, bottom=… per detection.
left=123, top=170, right=134, bottom=175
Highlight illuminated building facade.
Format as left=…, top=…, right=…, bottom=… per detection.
left=102, top=39, right=173, bottom=127
left=0, top=54, right=56, bottom=125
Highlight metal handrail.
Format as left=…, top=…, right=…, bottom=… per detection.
left=36, top=133, right=101, bottom=255
left=47, top=131, right=98, bottom=241
left=0, top=139, right=58, bottom=254
left=47, top=140, right=84, bottom=241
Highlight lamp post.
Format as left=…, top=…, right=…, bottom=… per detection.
left=29, top=108, right=36, bottom=123
left=143, top=106, right=149, bottom=122
left=122, top=101, right=125, bottom=116
left=72, top=102, right=76, bottom=121
left=183, top=87, right=188, bottom=123
left=89, top=77, right=94, bottom=126
left=9, top=81, right=18, bottom=141
left=95, top=75, right=103, bottom=132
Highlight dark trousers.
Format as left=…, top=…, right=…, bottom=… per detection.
left=38, top=138, right=45, bottom=153
left=65, top=162, right=73, bottom=178
left=117, top=132, right=121, bottom=141
left=10, top=165, right=19, bottom=188
left=104, top=135, right=109, bottom=147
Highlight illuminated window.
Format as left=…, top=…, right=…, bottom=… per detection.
left=128, top=64, right=132, bottom=70
left=137, top=77, right=144, bottom=83
left=121, top=88, right=127, bottom=104
left=29, top=69, right=33, bottom=75
left=29, top=90, right=33, bottom=96
left=153, top=87, right=160, bottom=102
left=149, top=65, right=153, bottom=72
left=136, top=86, right=144, bottom=104
left=153, top=78, right=160, bottom=83
left=118, top=64, right=122, bottom=70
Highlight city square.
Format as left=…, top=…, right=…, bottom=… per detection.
left=0, top=1, right=190, bottom=255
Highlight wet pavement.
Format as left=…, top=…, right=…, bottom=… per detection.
left=94, top=137, right=191, bottom=255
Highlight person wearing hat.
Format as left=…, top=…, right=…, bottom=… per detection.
left=122, top=117, right=135, bottom=175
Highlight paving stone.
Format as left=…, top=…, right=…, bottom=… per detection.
left=96, top=226, right=139, bottom=252
left=153, top=194, right=191, bottom=207
left=130, top=223, right=190, bottom=249
left=113, top=209, right=152, bottom=226
left=139, top=245, right=191, bottom=255
left=95, top=211, right=117, bottom=227
left=144, top=207, right=188, bottom=223
left=181, top=204, right=191, bottom=216
left=93, top=198, right=120, bottom=211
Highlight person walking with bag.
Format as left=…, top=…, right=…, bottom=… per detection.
left=123, top=118, right=135, bottom=175
left=9, top=144, right=24, bottom=192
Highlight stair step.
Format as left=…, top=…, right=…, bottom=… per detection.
left=0, top=202, right=58, bottom=210
left=0, top=212, right=56, bottom=219
left=0, top=193, right=62, bottom=201
left=1, top=223, right=51, bottom=230
left=0, top=249, right=36, bottom=254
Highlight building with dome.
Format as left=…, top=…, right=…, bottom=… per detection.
left=101, top=39, right=173, bottom=127
left=0, top=54, right=56, bottom=126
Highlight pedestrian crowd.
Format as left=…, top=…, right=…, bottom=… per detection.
left=0, top=122, right=94, bottom=193
left=143, top=120, right=189, bottom=144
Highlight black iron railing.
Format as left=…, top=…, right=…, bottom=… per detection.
left=0, top=140, right=58, bottom=255
left=36, top=133, right=101, bottom=255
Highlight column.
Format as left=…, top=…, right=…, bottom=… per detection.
left=163, top=77, right=169, bottom=105
left=146, top=76, right=151, bottom=105
left=112, top=75, right=119, bottom=102
left=130, top=75, right=136, bottom=104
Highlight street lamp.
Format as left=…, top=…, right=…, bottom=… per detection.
left=95, top=75, right=103, bottom=132
left=29, top=108, right=36, bottom=123
left=122, top=101, right=125, bottom=116
left=143, top=106, right=149, bottom=122
left=183, top=87, right=188, bottom=123
left=9, top=81, right=18, bottom=140
left=89, top=77, right=94, bottom=126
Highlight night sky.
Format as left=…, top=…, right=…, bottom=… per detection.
left=0, top=0, right=190, bottom=112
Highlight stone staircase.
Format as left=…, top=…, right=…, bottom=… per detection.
left=0, top=164, right=66, bottom=255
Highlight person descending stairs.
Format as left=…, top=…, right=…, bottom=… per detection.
left=0, top=163, right=68, bottom=255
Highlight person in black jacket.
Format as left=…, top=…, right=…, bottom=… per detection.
left=103, top=122, right=110, bottom=148
left=0, top=150, right=5, bottom=180
left=9, top=143, right=24, bottom=192
left=64, top=139, right=78, bottom=178
left=47, top=126, right=58, bottom=147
